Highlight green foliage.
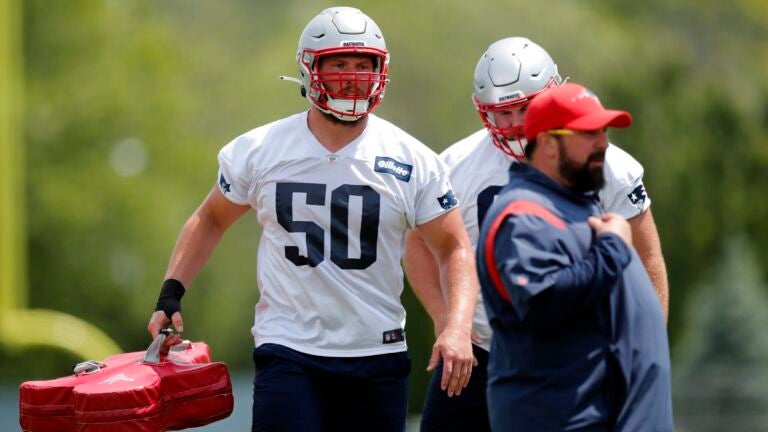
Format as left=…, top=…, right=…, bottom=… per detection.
left=0, top=347, right=81, bottom=382
left=11, top=0, right=768, bottom=415
left=673, top=237, right=768, bottom=430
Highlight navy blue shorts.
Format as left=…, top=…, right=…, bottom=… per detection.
left=251, top=343, right=411, bottom=432
left=420, top=344, right=490, bottom=432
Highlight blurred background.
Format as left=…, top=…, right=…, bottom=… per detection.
left=2, top=0, right=768, bottom=430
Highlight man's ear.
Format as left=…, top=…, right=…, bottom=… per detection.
left=538, top=133, right=559, bottom=159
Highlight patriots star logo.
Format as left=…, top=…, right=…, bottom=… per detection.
left=627, top=184, right=647, bottom=208
left=219, top=173, right=231, bottom=194
left=437, top=190, right=458, bottom=210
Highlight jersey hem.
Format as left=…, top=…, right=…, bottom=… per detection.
left=254, top=338, right=408, bottom=358
left=474, top=340, right=491, bottom=352
left=219, top=189, right=249, bottom=206
left=415, top=206, right=458, bottom=227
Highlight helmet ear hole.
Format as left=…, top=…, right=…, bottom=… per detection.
left=300, top=86, right=307, bottom=98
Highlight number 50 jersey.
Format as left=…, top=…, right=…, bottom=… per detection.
left=217, top=111, right=457, bottom=357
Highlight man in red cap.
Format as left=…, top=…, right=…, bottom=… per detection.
left=476, top=82, right=673, bottom=431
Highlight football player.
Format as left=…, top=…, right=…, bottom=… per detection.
left=405, top=37, right=668, bottom=432
left=148, top=7, right=478, bottom=431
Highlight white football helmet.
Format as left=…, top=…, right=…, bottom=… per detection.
left=296, top=7, right=389, bottom=121
left=473, top=37, right=562, bottom=159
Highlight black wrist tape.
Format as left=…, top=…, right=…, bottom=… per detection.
left=155, top=279, right=186, bottom=320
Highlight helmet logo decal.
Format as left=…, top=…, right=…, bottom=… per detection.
left=498, top=91, right=525, bottom=102
left=342, top=41, right=366, bottom=47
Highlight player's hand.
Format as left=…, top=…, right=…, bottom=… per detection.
left=589, top=213, right=632, bottom=246
left=147, top=310, right=184, bottom=348
left=427, top=325, right=476, bottom=397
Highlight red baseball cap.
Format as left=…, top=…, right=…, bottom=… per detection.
left=523, top=82, right=632, bottom=141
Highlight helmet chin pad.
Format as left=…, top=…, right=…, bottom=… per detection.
left=323, top=96, right=371, bottom=121
left=492, top=132, right=527, bottom=160
left=490, top=128, right=528, bottom=160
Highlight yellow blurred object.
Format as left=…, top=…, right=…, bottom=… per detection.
left=0, top=0, right=25, bottom=312
left=0, top=310, right=122, bottom=359
left=0, top=0, right=121, bottom=360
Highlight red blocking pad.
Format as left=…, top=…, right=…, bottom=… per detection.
left=19, top=341, right=233, bottom=431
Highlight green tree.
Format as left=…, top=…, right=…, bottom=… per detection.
left=673, top=236, right=768, bottom=430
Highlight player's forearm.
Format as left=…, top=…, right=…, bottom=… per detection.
left=416, top=211, right=478, bottom=333
left=629, top=209, right=669, bottom=322
left=437, top=244, right=479, bottom=333
left=404, top=230, right=448, bottom=335
left=638, top=249, right=669, bottom=322
left=164, top=210, right=226, bottom=287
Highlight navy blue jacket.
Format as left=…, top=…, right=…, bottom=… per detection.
left=476, top=163, right=672, bottom=432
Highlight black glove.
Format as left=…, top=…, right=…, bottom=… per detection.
left=155, top=279, right=185, bottom=319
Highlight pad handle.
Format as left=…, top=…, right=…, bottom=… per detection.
left=143, top=328, right=173, bottom=364
left=143, top=328, right=191, bottom=363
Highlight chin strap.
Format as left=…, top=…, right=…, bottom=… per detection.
left=279, top=75, right=369, bottom=121
left=279, top=75, right=306, bottom=98
left=279, top=75, right=303, bottom=85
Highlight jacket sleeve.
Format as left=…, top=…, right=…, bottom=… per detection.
left=493, top=213, right=632, bottom=330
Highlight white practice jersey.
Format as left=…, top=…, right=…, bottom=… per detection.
left=217, top=111, right=458, bottom=357
left=442, top=129, right=651, bottom=351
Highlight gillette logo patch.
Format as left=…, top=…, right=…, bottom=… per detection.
left=374, top=157, right=412, bottom=182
